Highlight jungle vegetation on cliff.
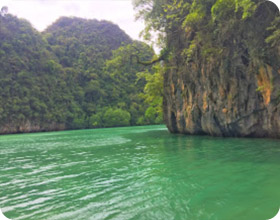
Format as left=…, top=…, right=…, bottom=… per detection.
left=133, top=0, right=280, bottom=137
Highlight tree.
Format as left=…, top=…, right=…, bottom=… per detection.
left=103, top=108, right=131, bottom=127
left=137, top=63, right=164, bottom=124
left=0, top=6, right=8, bottom=16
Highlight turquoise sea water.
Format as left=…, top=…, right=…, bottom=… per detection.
left=0, top=125, right=279, bottom=220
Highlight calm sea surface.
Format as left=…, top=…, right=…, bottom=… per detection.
left=0, top=125, right=279, bottom=220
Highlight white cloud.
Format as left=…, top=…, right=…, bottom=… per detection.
left=0, top=0, right=145, bottom=40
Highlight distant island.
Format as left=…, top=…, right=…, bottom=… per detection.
left=0, top=13, right=163, bottom=134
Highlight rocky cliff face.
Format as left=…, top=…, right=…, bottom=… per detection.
left=163, top=3, right=280, bottom=138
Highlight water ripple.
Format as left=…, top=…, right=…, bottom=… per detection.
left=0, top=125, right=279, bottom=220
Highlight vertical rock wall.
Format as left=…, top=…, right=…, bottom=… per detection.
left=163, top=4, right=280, bottom=138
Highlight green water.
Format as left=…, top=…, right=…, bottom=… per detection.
left=0, top=125, right=279, bottom=220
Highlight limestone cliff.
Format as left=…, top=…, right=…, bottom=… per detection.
left=163, top=2, right=280, bottom=138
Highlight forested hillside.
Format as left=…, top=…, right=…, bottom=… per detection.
left=133, top=0, right=280, bottom=138
left=0, top=13, right=161, bottom=134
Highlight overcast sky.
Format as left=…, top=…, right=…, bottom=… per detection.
left=1, top=0, right=145, bottom=41
left=1, top=0, right=279, bottom=41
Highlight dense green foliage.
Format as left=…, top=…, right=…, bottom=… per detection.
left=0, top=13, right=162, bottom=133
left=0, top=14, right=69, bottom=128
left=133, top=0, right=280, bottom=64
left=137, top=63, right=164, bottom=124
left=133, top=0, right=279, bottom=50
